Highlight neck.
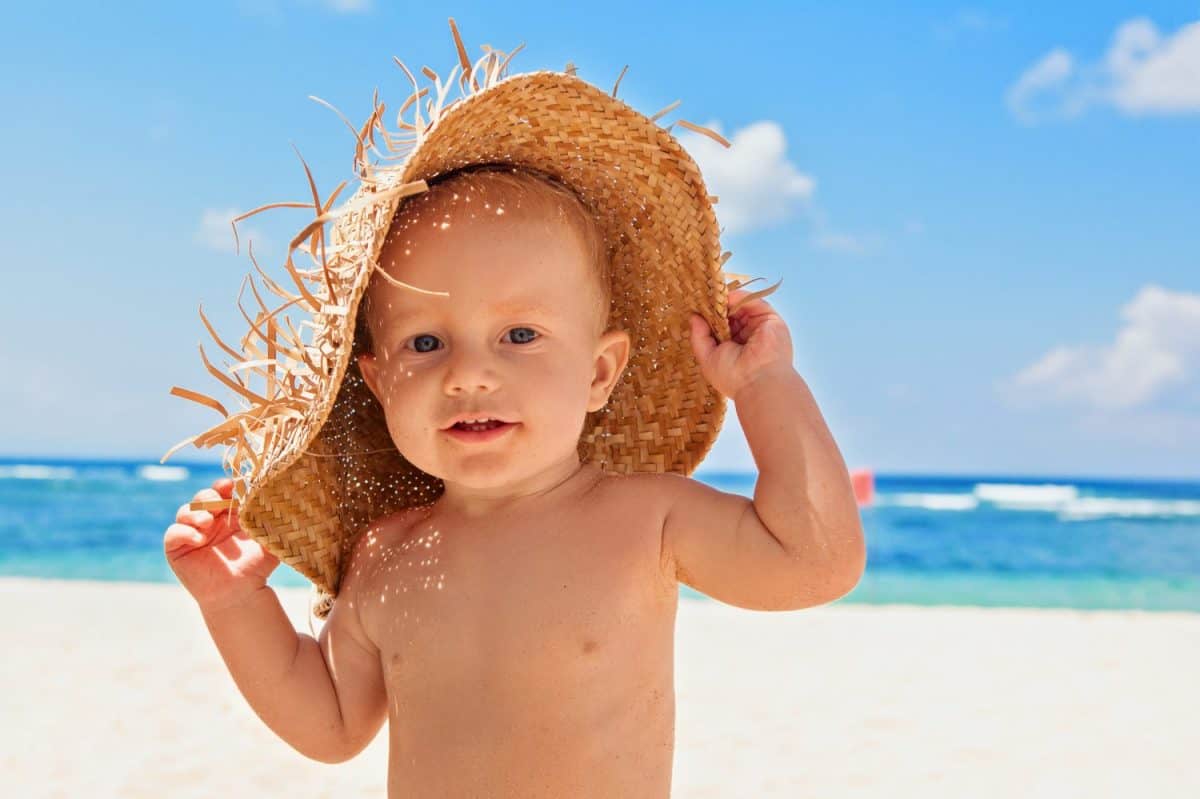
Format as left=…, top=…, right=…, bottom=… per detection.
left=436, top=457, right=603, bottom=520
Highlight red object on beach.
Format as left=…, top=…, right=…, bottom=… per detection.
left=850, top=469, right=874, bottom=507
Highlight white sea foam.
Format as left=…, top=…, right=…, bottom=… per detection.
left=973, top=482, right=1079, bottom=509
left=874, top=481, right=1200, bottom=520
left=137, top=465, right=190, bottom=482
left=886, top=493, right=981, bottom=511
left=0, top=464, right=77, bottom=481
left=1057, top=496, right=1200, bottom=521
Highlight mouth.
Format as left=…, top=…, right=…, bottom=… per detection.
left=443, top=420, right=518, bottom=443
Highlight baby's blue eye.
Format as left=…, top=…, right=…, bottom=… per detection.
left=507, top=327, right=538, bottom=344
left=407, top=327, right=539, bottom=353
left=412, top=334, right=440, bottom=353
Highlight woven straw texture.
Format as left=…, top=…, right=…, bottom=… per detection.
left=163, top=20, right=780, bottom=619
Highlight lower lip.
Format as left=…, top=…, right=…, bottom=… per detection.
left=443, top=422, right=518, bottom=443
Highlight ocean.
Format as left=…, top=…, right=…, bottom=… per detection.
left=2, top=457, right=1197, bottom=612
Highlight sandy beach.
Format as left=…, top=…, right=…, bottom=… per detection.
left=2, top=577, right=1196, bottom=798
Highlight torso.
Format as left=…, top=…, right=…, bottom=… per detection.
left=357, top=466, right=680, bottom=798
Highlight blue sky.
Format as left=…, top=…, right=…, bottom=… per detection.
left=3, top=2, right=1198, bottom=479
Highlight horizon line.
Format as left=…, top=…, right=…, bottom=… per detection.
left=0, top=453, right=1196, bottom=486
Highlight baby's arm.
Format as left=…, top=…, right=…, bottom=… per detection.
left=657, top=371, right=866, bottom=611
left=200, top=532, right=387, bottom=763
left=680, top=286, right=866, bottom=610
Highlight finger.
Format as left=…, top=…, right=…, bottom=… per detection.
left=189, top=487, right=230, bottom=517
left=213, top=478, right=234, bottom=499
left=728, top=288, right=765, bottom=307
left=164, top=522, right=207, bottom=551
left=176, top=506, right=215, bottom=528
left=226, top=506, right=243, bottom=534
left=728, top=284, right=782, bottom=317
left=733, top=308, right=775, bottom=332
left=730, top=316, right=749, bottom=344
left=729, top=293, right=775, bottom=320
left=193, top=484, right=223, bottom=500
left=688, top=313, right=718, bottom=361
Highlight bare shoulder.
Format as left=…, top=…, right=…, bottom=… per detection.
left=593, top=470, right=678, bottom=525
left=594, top=471, right=689, bottom=586
left=342, top=506, right=432, bottom=599
left=606, top=470, right=695, bottom=505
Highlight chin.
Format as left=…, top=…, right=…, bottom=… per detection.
left=391, top=446, right=448, bottom=481
left=421, top=449, right=520, bottom=484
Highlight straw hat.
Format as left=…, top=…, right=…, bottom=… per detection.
left=163, top=18, right=780, bottom=619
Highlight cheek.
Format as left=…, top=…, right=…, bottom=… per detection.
left=539, top=350, right=597, bottom=405
left=370, top=368, right=430, bottom=442
left=371, top=359, right=422, bottom=404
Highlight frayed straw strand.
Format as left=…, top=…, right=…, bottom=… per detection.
left=168, top=387, right=229, bottom=418
left=231, top=202, right=312, bottom=255
left=726, top=277, right=784, bottom=313
left=676, top=119, right=731, bottom=148
left=649, top=100, right=681, bottom=122
left=611, top=65, right=628, bottom=98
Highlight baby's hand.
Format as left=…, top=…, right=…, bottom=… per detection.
left=164, top=478, right=280, bottom=613
left=688, top=286, right=796, bottom=401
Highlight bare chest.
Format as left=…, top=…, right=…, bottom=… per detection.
left=359, top=476, right=676, bottom=703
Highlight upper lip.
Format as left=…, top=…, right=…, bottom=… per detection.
left=441, top=413, right=518, bottom=430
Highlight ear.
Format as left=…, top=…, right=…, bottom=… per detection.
left=356, top=351, right=382, bottom=404
left=588, top=329, right=631, bottom=412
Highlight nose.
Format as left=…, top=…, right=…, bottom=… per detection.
left=441, top=340, right=500, bottom=395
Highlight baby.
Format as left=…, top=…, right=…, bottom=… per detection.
left=165, top=166, right=866, bottom=798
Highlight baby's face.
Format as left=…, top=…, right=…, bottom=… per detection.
left=356, top=184, right=630, bottom=512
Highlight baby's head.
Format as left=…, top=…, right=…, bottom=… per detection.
left=355, top=165, right=631, bottom=509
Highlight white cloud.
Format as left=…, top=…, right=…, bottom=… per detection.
left=677, top=120, right=815, bottom=235
left=1006, top=48, right=1076, bottom=123
left=935, top=9, right=1008, bottom=41
left=1007, top=17, right=1200, bottom=122
left=677, top=119, right=878, bottom=255
left=195, top=207, right=269, bottom=255
left=1108, top=18, right=1200, bottom=113
left=1001, top=284, right=1200, bottom=411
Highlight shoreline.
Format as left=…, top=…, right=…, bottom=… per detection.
left=4, top=577, right=1197, bottom=797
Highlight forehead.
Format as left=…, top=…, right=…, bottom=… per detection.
left=382, top=293, right=559, bottom=321
left=370, top=186, right=599, bottom=316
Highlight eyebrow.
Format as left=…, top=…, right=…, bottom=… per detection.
left=385, top=299, right=556, bottom=321
left=491, top=300, right=556, bottom=316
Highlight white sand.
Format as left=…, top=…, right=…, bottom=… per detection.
left=2, top=577, right=1197, bottom=798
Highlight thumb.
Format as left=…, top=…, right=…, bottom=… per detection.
left=688, top=313, right=718, bottom=363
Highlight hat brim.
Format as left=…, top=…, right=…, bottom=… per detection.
left=173, top=65, right=741, bottom=612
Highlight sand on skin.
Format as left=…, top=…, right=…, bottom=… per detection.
left=2, top=577, right=1196, bottom=798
